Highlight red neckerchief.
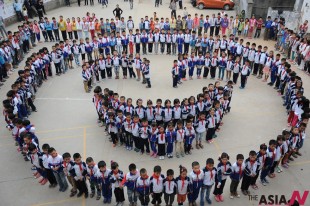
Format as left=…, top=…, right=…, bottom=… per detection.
left=149, top=107, right=152, bottom=116
left=160, top=133, right=164, bottom=141
left=180, top=176, right=185, bottom=190
left=89, top=164, right=95, bottom=176
left=207, top=166, right=213, bottom=180
left=238, top=164, right=242, bottom=177
left=166, top=177, right=171, bottom=190
left=142, top=175, right=149, bottom=188
left=113, top=170, right=118, bottom=175
left=77, top=163, right=83, bottom=172
left=152, top=173, right=160, bottom=184
left=194, top=170, right=201, bottom=179
left=223, top=163, right=227, bottom=172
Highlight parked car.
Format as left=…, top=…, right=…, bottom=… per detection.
left=191, top=0, right=235, bottom=10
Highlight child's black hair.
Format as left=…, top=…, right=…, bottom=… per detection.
left=98, top=161, right=106, bottom=168
left=73, top=153, right=81, bottom=160
left=206, top=158, right=214, bottom=165
left=62, top=152, right=71, bottom=159
left=191, top=161, right=199, bottom=168
left=153, top=165, right=162, bottom=173
left=167, top=169, right=174, bottom=176
left=111, top=161, right=119, bottom=170
left=269, top=139, right=277, bottom=146
left=28, top=143, right=37, bottom=152
left=218, top=152, right=229, bottom=161
left=236, top=154, right=244, bottom=160
left=86, top=157, right=94, bottom=163
left=179, top=165, right=187, bottom=174
left=249, top=150, right=257, bottom=157
left=129, top=163, right=136, bottom=171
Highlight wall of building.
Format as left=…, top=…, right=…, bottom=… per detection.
left=267, top=0, right=310, bottom=32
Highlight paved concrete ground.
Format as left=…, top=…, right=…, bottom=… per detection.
left=0, top=1, right=309, bottom=206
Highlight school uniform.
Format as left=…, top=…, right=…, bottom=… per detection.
left=181, top=105, right=190, bottom=121
left=148, top=32, right=154, bottom=53
left=139, top=125, right=151, bottom=153
left=120, top=56, right=128, bottom=77
left=251, top=152, right=265, bottom=186
left=63, top=160, right=77, bottom=195
left=194, top=117, right=207, bottom=142
left=253, top=50, right=261, bottom=75
left=230, top=162, right=246, bottom=194
left=172, top=65, right=180, bottom=88
left=47, top=154, right=69, bottom=191
left=165, top=130, right=176, bottom=157
left=172, top=105, right=181, bottom=126
left=232, top=62, right=240, bottom=84
left=260, top=147, right=276, bottom=182
left=110, top=170, right=125, bottom=203
left=106, top=118, right=117, bottom=144
left=96, top=169, right=112, bottom=203
left=131, top=121, right=141, bottom=151
left=184, top=127, right=195, bottom=153
left=247, top=48, right=255, bottom=69
left=72, top=162, right=88, bottom=195
left=188, top=170, right=204, bottom=203
left=86, top=164, right=100, bottom=197
left=195, top=56, right=204, bottom=77
left=163, top=178, right=177, bottom=206
left=142, top=64, right=151, bottom=87
left=42, top=153, right=57, bottom=186
left=136, top=176, right=151, bottom=206
left=122, top=170, right=139, bottom=204
left=213, top=161, right=232, bottom=196
left=188, top=56, right=196, bottom=77
left=150, top=174, right=165, bottom=204
left=157, top=133, right=166, bottom=157
left=240, top=65, right=251, bottom=88
left=210, top=56, right=218, bottom=79
left=241, top=158, right=258, bottom=191
left=201, top=167, right=217, bottom=204
left=203, top=57, right=211, bottom=78
left=141, top=32, right=148, bottom=55
left=105, top=57, right=113, bottom=78
left=205, top=115, right=216, bottom=141
left=176, top=34, right=184, bottom=54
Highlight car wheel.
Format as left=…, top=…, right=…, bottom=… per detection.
left=223, top=4, right=230, bottom=10
left=198, top=3, right=204, bottom=10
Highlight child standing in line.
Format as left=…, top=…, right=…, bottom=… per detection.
left=165, top=122, right=176, bottom=158
left=41, top=144, right=58, bottom=188
left=72, top=153, right=88, bottom=198
left=184, top=120, right=195, bottom=155
left=176, top=166, right=190, bottom=205
left=86, top=157, right=101, bottom=200
left=136, top=168, right=151, bottom=206
left=229, top=154, right=245, bottom=199
left=172, top=60, right=180, bottom=88
left=150, top=165, right=165, bottom=205
left=205, top=108, right=216, bottom=143
left=47, top=147, right=69, bottom=192
left=28, top=144, right=48, bottom=185
left=62, top=152, right=77, bottom=197
left=175, top=120, right=185, bottom=158
left=260, top=139, right=276, bottom=186
left=149, top=122, right=158, bottom=157
left=250, top=144, right=267, bottom=189
left=163, top=169, right=177, bottom=206
left=241, top=151, right=258, bottom=195
left=194, top=112, right=206, bottom=149
left=110, top=161, right=125, bottom=206
left=200, top=158, right=217, bottom=205
left=157, top=125, right=166, bottom=160
left=214, top=152, right=232, bottom=202
left=121, top=163, right=139, bottom=206
left=239, top=60, right=251, bottom=89
left=188, top=161, right=204, bottom=205
left=143, top=59, right=151, bottom=88
left=96, top=161, right=112, bottom=204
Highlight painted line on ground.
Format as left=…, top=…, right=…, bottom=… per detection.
left=35, top=97, right=89, bottom=101
left=31, top=198, right=80, bottom=206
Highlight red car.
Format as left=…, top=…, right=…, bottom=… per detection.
left=192, top=0, right=235, bottom=10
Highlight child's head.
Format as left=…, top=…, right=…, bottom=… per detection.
left=177, top=120, right=183, bottom=129
left=268, top=139, right=277, bottom=149
left=219, top=152, right=229, bottom=164
left=249, top=150, right=257, bottom=162
left=62, top=152, right=71, bottom=163
left=166, top=169, right=174, bottom=180
left=98, top=160, right=106, bottom=172
left=86, top=157, right=95, bottom=167
left=140, top=168, right=148, bottom=178
left=153, top=165, right=162, bottom=176
left=128, top=163, right=137, bottom=174
left=179, top=165, right=187, bottom=177
left=42, top=143, right=50, bottom=154
left=206, top=158, right=214, bottom=169
left=111, top=161, right=119, bottom=172
left=192, top=161, right=200, bottom=173
left=73, top=153, right=82, bottom=164
left=236, top=154, right=244, bottom=165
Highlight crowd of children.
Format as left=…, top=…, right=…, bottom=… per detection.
left=91, top=82, right=233, bottom=159
left=1, top=7, right=309, bottom=206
